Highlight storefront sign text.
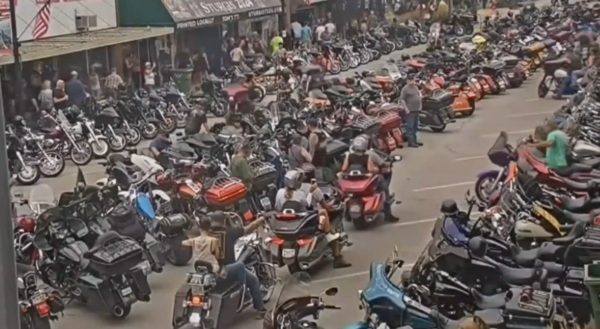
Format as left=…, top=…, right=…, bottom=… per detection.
left=199, top=0, right=257, bottom=14
left=248, top=6, right=282, bottom=17
left=176, top=17, right=215, bottom=29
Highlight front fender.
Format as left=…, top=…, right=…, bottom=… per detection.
left=344, top=321, right=371, bottom=329
left=151, top=189, right=171, bottom=203
left=477, top=170, right=499, bottom=179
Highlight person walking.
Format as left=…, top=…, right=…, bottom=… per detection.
left=88, top=67, right=102, bottom=99
left=399, top=75, right=423, bottom=148
left=143, top=62, right=156, bottom=91
left=105, top=67, right=124, bottom=99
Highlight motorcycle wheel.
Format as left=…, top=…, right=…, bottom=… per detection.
left=419, top=35, right=428, bottom=44
left=141, top=123, right=159, bottom=139
left=329, top=62, right=341, bottom=74
left=108, top=134, right=127, bottom=152
left=91, top=138, right=110, bottom=158
left=430, top=124, right=447, bottom=133
left=382, top=43, right=393, bottom=55
left=288, top=262, right=301, bottom=274
left=16, top=164, right=40, bottom=186
left=538, top=76, right=551, bottom=98
left=359, top=50, right=370, bottom=64
left=339, top=59, right=350, bottom=72
left=250, top=85, right=266, bottom=102
left=210, top=99, right=228, bottom=117
left=159, top=117, right=177, bottom=133
left=396, top=39, right=405, bottom=50
left=22, top=312, right=52, bottom=329
left=111, top=303, right=132, bottom=319
left=70, top=140, right=93, bottom=166
left=126, top=127, right=142, bottom=146
left=455, top=26, right=465, bottom=36
left=475, top=175, right=496, bottom=202
left=350, top=56, right=361, bottom=69
left=411, top=35, right=419, bottom=45
left=39, top=152, right=65, bottom=178
left=166, top=233, right=193, bottom=266
left=465, top=24, right=474, bottom=34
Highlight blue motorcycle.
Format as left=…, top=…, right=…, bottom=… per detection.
left=474, top=131, right=515, bottom=203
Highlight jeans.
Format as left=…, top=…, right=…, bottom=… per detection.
left=572, top=69, right=585, bottom=88
left=404, top=112, right=419, bottom=145
left=377, top=174, right=392, bottom=218
left=224, top=262, right=265, bottom=310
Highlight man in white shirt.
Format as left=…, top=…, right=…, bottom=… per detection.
left=314, top=20, right=326, bottom=41
left=325, top=21, right=336, bottom=34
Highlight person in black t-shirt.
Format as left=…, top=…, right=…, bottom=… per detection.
left=184, top=109, right=209, bottom=136
left=53, top=80, right=69, bottom=110
left=208, top=211, right=267, bottom=319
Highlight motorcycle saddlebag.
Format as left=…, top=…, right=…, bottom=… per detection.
left=422, top=90, right=455, bottom=111
left=76, top=274, right=118, bottom=311
left=87, top=238, right=145, bottom=276
left=108, top=205, right=146, bottom=241
left=326, top=140, right=349, bottom=158
left=205, top=177, right=247, bottom=207
left=158, top=214, right=190, bottom=235
left=249, top=160, right=278, bottom=192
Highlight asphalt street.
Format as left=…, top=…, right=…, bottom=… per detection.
left=16, top=12, right=564, bottom=328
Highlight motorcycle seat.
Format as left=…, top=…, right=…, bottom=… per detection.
left=299, top=65, right=323, bottom=76
left=449, top=75, right=468, bottom=83
left=83, top=231, right=123, bottom=258
left=149, top=93, right=164, bottom=102
left=561, top=178, right=595, bottom=191
left=496, top=261, right=541, bottom=285
left=111, top=166, right=144, bottom=189
left=562, top=209, right=596, bottom=224
left=324, top=88, right=346, bottom=98
left=194, top=260, right=215, bottom=273
left=511, top=246, right=540, bottom=267
left=471, top=289, right=507, bottom=309
left=557, top=195, right=600, bottom=212
left=331, top=85, right=348, bottom=94
left=472, top=309, right=505, bottom=326
left=543, top=39, right=557, bottom=48
left=187, top=133, right=218, bottom=149
left=553, top=163, right=593, bottom=177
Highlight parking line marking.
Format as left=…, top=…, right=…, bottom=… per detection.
left=507, top=111, right=554, bottom=118
left=412, top=181, right=474, bottom=192
left=481, top=129, right=532, bottom=138
left=312, top=263, right=415, bottom=284
left=455, top=155, right=487, bottom=162
left=525, top=98, right=539, bottom=102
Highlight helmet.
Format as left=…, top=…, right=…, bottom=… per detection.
left=351, top=135, right=369, bottom=153
left=281, top=68, right=291, bottom=77
left=14, top=115, right=25, bottom=126
left=507, top=11, right=513, bottom=17
left=401, top=54, right=410, bottom=61
left=284, top=170, right=304, bottom=190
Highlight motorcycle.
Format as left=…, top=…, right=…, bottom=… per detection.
left=18, top=270, right=64, bottom=329
left=41, top=112, right=93, bottom=166
left=7, top=128, right=41, bottom=186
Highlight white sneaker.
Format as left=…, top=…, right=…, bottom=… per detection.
left=326, top=233, right=340, bottom=242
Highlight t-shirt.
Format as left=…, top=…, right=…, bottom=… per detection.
left=53, top=88, right=69, bottom=110
left=230, top=48, right=244, bottom=63
left=315, top=26, right=325, bottom=41
left=270, top=36, right=284, bottom=56
left=149, top=139, right=169, bottom=152
left=325, top=23, right=336, bottom=34
left=400, top=85, right=423, bottom=112
left=222, top=227, right=244, bottom=266
left=190, top=235, right=220, bottom=273
left=291, top=22, right=302, bottom=39
left=301, top=26, right=312, bottom=42
left=230, top=155, right=253, bottom=189
left=546, top=130, right=568, bottom=169
left=274, top=188, right=309, bottom=211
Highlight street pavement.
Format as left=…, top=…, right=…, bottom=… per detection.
left=21, top=9, right=564, bottom=328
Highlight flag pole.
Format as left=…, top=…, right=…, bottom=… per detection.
left=10, top=0, right=23, bottom=114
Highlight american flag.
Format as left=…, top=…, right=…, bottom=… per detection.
left=32, top=1, right=50, bottom=40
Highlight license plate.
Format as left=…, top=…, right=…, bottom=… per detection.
left=32, top=294, right=46, bottom=305
left=282, top=249, right=296, bottom=258
left=349, top=205, right=361, bottom=213
left=121, top=287, right=133, bottom=296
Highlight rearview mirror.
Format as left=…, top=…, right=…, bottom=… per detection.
left=325, top=287, right=338, bottom=296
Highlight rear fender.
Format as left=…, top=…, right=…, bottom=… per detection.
left=477, top=170, right=499, bottom=179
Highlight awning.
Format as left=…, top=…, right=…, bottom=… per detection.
left=164, top=0, right=283, bottom=30
left=0, top=27, right=174, bottom=66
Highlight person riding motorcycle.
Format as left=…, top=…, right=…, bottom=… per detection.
left=149, top=133, right=171, bottom=159
left=184, top=211, right=268, bottom=319
left=288, top=133, right=314, bottom=172
left=277, top=68, right=293, bottom=101
left=307, top=118, right=328, bottom=169
left=184, top=108, right=209, bottom=136
left=274, top=170, right=351, bottom=268
left=338, top=135, right=399, bottom=222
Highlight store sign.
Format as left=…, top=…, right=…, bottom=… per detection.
left=248, top=6, right=282, bottom=17
left=175, top=3, right=282, bottom=29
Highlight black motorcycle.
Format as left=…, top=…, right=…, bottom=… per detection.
left=418, top=89, right=456, bottom=133
left=33, top=209, right=152, bottom=319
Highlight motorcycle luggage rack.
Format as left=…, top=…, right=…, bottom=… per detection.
left=249, top=161, right=276, bottom=176
left=516, top=289, right=553, bottom=315
left=352, top=114, right=381, bottom=134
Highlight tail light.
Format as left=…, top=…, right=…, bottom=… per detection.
left=297, top=238, right=313, bottom=247
left=36, top=303, right=50, bottom=316
left=191, top=295, right=203, bottom=307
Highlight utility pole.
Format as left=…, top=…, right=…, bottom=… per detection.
left=10, top=0, right=23, bottom=114
left=0, top=81, right=21, bottom=329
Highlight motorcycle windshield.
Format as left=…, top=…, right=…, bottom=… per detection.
left=269, top=273, right=312, bottom=321
left=441, top=217, right=469, bottom=246
left=382, top=64, right=402, bottom=80
left=28, top=184, right=56, bottom=215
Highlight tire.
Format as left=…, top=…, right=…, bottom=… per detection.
left=108, top=134, right=127, bottom=152
left=125, top=127, right=142, bottom=146
left=166, top=234, right=193, bottom=266
left=466, top=24, right=474, bottom=34
left=159, top=117, right=177, bottom=133
left=210, top=99, right=228, bottom=117
left=455, top=26, right=465, bottom=36
left=70, top=140, right=93, bottom=166
left=16, top=165, right=40, bottom=185
left=288, top=262, right=301, bottom=274
left=396, top=39, right=405, bottom=50
left=350, top=56, right=360, bottom=69
left=111, top=304, right=132, bottom=319
left=430, top=124, right=447, bottom=133
left=382, top=43, right=393, bottom=55
left=538, top=76, right=551, bottom=98
left=91, top=138, right=110, bottom=158
left=39, top=152, right=65, bottom=178
left=352, top=215, right=368, bottom=230
left=419, top=35, right=428, bottom=44
left=250, top=85, right=266, bottom=102
left=475, top=175, right=496, bottom=202
left=328, top=63, right=341, bottom=75
left=359, top=50, right=370, bottom=65
left=339, top=59, right=349, bottom=72
left=411, top=35, right=419, bottom=45
left=141, top=123, right=159, bottom=140
left=23, top=312, right=52, bottom=329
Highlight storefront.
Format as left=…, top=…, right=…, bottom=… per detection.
left=119, top=0, right=283, bottom=74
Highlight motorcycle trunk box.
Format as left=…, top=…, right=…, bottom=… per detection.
left=502, top=288, right=556, bottom=327
left=422, top=90, right=455, bottom=112
left=205, top=177, right=247, bottom=207
left=326, top=140, right=349, bottom=158
left=249, top=160, right=278, bottom=192
left=88, top=239, right=145, bottom=277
